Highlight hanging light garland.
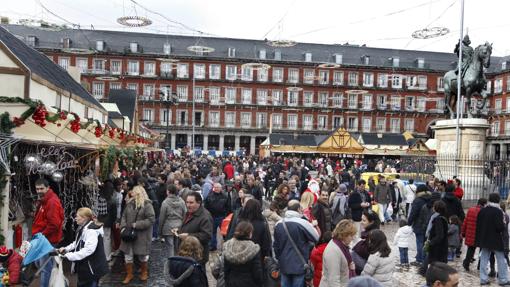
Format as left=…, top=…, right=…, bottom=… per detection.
left=266, top=39, right=297, bottom=48
left=117, top=15, right=152, bottom=27
left=412, top=27, right=449, bottom=39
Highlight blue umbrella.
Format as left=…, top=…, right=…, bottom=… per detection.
left=22, top=233, right=54, bottom=266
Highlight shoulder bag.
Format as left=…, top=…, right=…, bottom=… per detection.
left=121, top=206, right=140, bottom=242
left=282, top=218, right=314, bottom=283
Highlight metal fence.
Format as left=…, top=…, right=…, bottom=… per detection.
left=399, top=154, right=510, bottom=201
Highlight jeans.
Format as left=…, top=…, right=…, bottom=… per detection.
left=153, top=217, right=159, bottom=239
left=210, top=216, right=224, bottom=251
left=281, top=273, right=305, bottom=287
left=448, top=247, right=456, bottom=261
left=36, top=254, right=54, bottom=287
left=415, top=233, right=425, bottom=263
left=399, top=247, right=409, bottom=264
left=164, top=235, right=176, bottom=259
left=480, top=248, right=509, bottom=284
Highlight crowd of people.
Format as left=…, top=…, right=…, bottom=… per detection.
left=0, top=154, right=507, bottom=287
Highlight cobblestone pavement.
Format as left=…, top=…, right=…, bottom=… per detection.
left=94, top=220, right=488, bottom=287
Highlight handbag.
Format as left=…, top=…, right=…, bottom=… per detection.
left=121, top=207, right=140, bottom=242
left=49, top=256, right=69, bottom=287
left=282, top=218, right=314, bottom=283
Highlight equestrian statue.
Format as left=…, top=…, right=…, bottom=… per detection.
left=443, top=35, right=492, bottom=119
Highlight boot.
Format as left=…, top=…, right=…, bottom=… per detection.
left=122, top=263, right=134, bottom=284
left=140, top=261, right=149, bottom=281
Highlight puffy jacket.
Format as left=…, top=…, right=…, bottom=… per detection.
left=462, top=205, right=482, bottom=247
left=393, top=225, right=413, bottom=248
left=168, top=256, right=208, bottom=287
left=159, top=195, right=187, bottom=236
left=448, top=224, right=460, bottom=248
left=4, top=250, right=22, bottom=284
left=442, top=192, right=465, bottom=221
left=204, top=192, right=229, bottom=218
left=407, top=192, right=431, bottom=234
left=223, top=163, right=235, bottom=180
left=361, top=252, right=395, bottom=287
left=32, top=189, right=64, bottom=244
left=223, top=238, right=263, bottom=287
left=310, top=243, right=328, bottom=287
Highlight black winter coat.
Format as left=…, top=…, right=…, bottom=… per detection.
left=442, top=192, right=465, bottom=221
left=408, top=193, right=431, bottom=234
left=348, top=191, right=363, bottom=222
left=168, top=256, right=208, bottom=287
left=226, top=217, right=272, bottom=258
left=476, top=205, right=507, bottom=251
left=204, top=192, right=229, bottom=218
left=427, top=215, right=448, bottom=263
left=224, top=249, right=263, bottom=287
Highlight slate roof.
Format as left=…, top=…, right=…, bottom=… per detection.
left=2, top=24, right=503, bottom=72
left=355, top=133, right=409, bottom=146
left=268, top=133, right=328, bottom=146
left=0, top=26, right=105, bottom=110
left=108, top=89, right=136, bottom=122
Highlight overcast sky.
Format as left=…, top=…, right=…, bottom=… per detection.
left=1, top=0, right=509, bottom=55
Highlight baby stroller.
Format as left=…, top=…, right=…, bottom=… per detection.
left=19, top=233, right=68, bottom=287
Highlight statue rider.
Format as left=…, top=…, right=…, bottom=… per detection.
left=454, top=35, right=474, bottom=78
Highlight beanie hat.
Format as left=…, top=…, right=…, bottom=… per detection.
left=347, top=276, right=383, bottom=287
left=0, top=246, right=10, bottom=262
left=339, top=184, right=348, bottom=194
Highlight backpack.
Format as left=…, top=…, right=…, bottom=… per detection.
left=331, top=196, right=351, bottom=226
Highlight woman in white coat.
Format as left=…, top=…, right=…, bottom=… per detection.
left=362, top=230, right=395, bottom=287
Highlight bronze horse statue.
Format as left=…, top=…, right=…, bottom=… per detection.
left=443, top=42, right=492, bottom=118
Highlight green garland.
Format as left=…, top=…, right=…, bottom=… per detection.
left=0, top=112, right=16, bottom=134
left=99, top=145, right=146, bottom=180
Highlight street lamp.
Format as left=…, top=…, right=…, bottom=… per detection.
left=159, top=90, right=177, bottom=149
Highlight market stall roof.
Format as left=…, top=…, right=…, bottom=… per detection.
left=108, top=89, right=137, bottom=123
left=317, top=128, right=365, bottom=154
left=0, top=26, right=105, bottom=112
left=355, top=133, right=409, bottom=146
left=266, top=133, right=327, bottom=146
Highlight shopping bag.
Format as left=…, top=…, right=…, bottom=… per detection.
left=220, top=213, right=233, bottom=237
left=49, top=256, right=68, bottom=287
left=371, top=204, right=379, bottom=214
left=387, top=204, right=393, bottom=217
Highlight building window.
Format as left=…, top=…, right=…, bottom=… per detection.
left=303, top=115, right=313, bottom=130
left=335, top=54, right=343, bottom=64
left=436, top=98, right=445, bottom=111
left=27, top=35, right=37, bottom=46
left=347, top=117, right=358, bottom=131
left=405, top=96, right=415, bottom=111
left=257, top=89, right=268, bottom=105
left=143, top=109, right=154, bottom=123
left=226, top=65, right=237, bottom=80
left=274, top=50, right=281, bottom=61
left=392, top=75, right=402, bottom=88
left=194, top=86, right=204, bottom=102
left=404, top=119, right=414, bottom=132
left=143, top=84, right=155, bottom=99
left=159, top=85, right=172, bottom=100
left=226, top=88, right=236, bottom=104
left=242, top=88, right=252, bottom=105
left=130, top=42, right=138, bottom=53
left=241, top=112, right=251, bottom=128
left=495, top=78, right=503, bottom=94
left=348, top=94, right=358, bottom=109
left=304, top=69, right=315, bottom=84
left=376, top=118, right=386, bottom=132
left=225, top=112, right=235, bottom=128
left=241, top=66, right=253, bottom=81
left=256, top=113, right=267, bottom=128
left=318, top=92, right=328, bottom=107
left=58, top=57, right=69, bottom=70
left=288, top=91, right=298, bottom=106
left=160, top=109, right=171, bottom=125
left=486, top=80, right=492, bottom=94
left=288, top=69, right=299, bottom=84
left=287, top=114, right=297, bottom=130
left=506, top=77, right=510, bottom=92
left=332, top=93, right=343, bottom=107
left=228, top=47, right=236, bottom=58
left=208, top=86, right=220, bottom=104
left=303, top=91, right=314, bottom=107
left=161, top=62, right=172, bottom=76
left=96, top=40, right=104, bottom=51
left=418, top=75, right=427, bottom=89
left=377, top=94, right=387, bottom=109
left=93, top=59, right=105, bottom=71
left=109, top=82, right=121, bottom=90
left=505, top=121, right=510, bottom=135
left=363, top=72, right=374, bottom=87
left=348, top=72, right=358, bottom=86
left=492, top=121, right=500, bottom=136
left=362, top=94, right=372, bottom=110
left=272, top=114, right=282, bottom=129
left=304, top=52, right=312, bottom=62
left=318, top=115, right=327, bottom=130
left=193, top=64, right=206, bottom=79
left=272, top=90, right=282, bottom=106
left=363, top=56, right=370, bottom=65
left=163, top=42, right=171, bottom=55
left=110, top=60, right=121, bottom=75
left=209, top=111, right=220, bottom=127
left=92, top=82, right=104, bottom=99
left=144, top=61, right=156, bottom=76
left=127, top=61, right=139, bottom=75
left=333, top=116, right=343, bottom=128
left=390, top=118, right=400, bottom=133
left=417, top=58, right=425, bottom=69
left=257, top=68, right=268, bottom=82
left=272, top=68, right=283, bottom=83
left=319, top=70, right=329, bottom=85
left=177, top=63, right=189, bottom=78
left=377, top=73, right=388, bottom=88
left=77, top=58, right=88, bottom=73
left=391, top=95, right=401, bottom=110
left=495, top=99, right=502, bottom=114
left=437, top=77, right=444, bottom=91
left=362, top=117, right=372, bottom=132
left=417, top=97, right=426, bottom=112
left=177, top=85, right=188, bottom=102
left=392, top=57, right=400, bottom=67
left=333, top=71, right=344, bottom=85
left=127, top=83, right=138, bottom=91
left=209, top=64, right=221, bottom=80
left=259, top=49, right=266, bottom=59
left=177, top=110, right=188, bottom=125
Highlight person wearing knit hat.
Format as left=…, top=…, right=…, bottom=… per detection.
left=0, top=245, right=23, bottom=285
left=347, top=275, right=383, bottom=287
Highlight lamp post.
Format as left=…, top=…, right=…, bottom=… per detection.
left=454, top=0, right=465, bottom=176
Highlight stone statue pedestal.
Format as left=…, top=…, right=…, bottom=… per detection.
left=432, top=118, right=490, bottom=200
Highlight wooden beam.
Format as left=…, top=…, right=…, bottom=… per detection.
left=0, top=66, right=24, bottom=75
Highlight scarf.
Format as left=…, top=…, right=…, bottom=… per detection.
left=425, top=212, right=439, bottom=238
left=334, top=239, right=356, bottom=278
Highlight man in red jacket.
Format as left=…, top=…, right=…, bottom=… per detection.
left=32, top=178, right=64, bottom=287
left=461, top=197, right=487, bottom=271
left=0, top=245, right=22, bottom=285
